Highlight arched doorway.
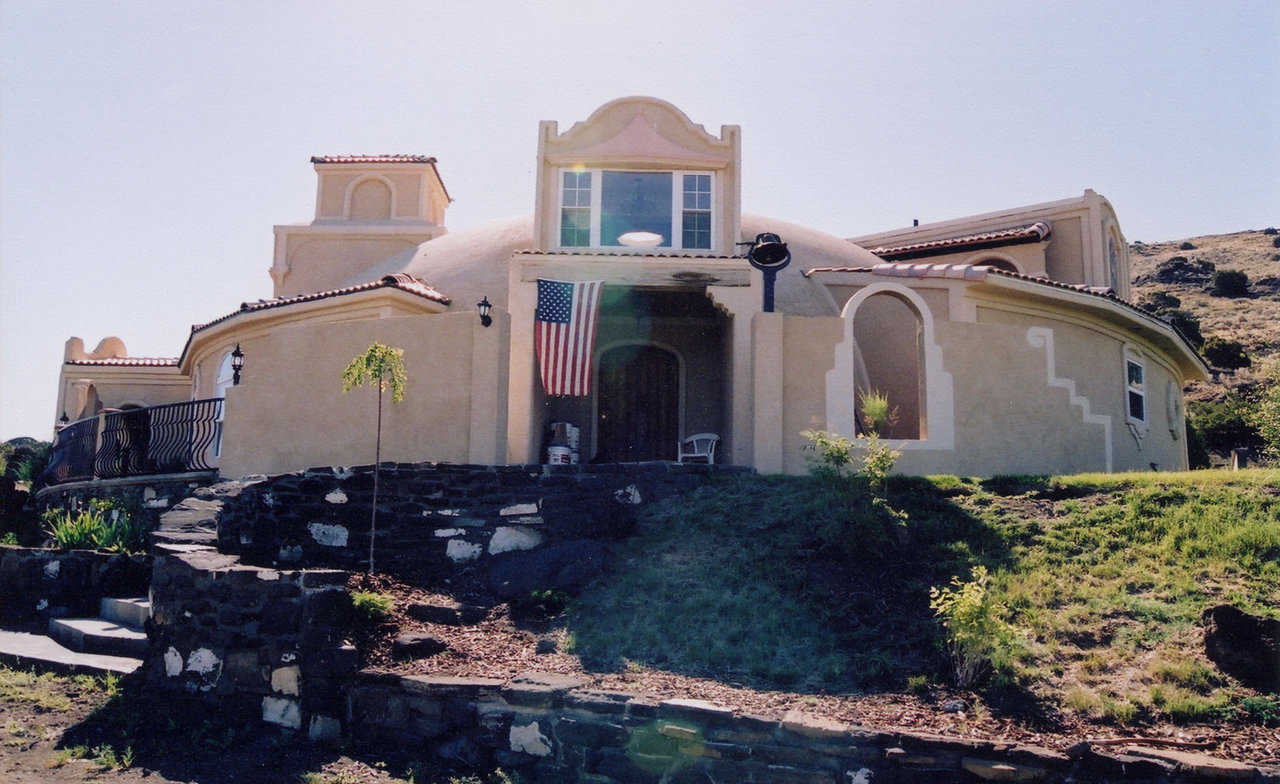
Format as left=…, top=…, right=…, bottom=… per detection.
left=852, top=292, right=925, bottom=439
left=595, top=344, right=680, bottom=461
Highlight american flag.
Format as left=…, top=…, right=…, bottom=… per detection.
left=535, top=279, right=604, bottom=397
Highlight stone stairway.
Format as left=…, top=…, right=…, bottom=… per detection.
left=0, top=596, right=150, bottom=674
left=48, top=597, right=150, bottom=659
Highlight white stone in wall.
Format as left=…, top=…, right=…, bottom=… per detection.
left=144, top=487, right=156, bottom=501
left=500, top=502, right=539, bottom=516
left=488, top=526, right=544, bottom=555
left=847, top=769, right=873, bottom=784
left=324, top=488, right=348, bottom=504
left=35, top=599, right=48, bottom=611
left=164, top=646, right=183, bottom=677
left=438, top=508, right=460, bottom=516
left=185, top=648, right=221, bottom=676
left=263, top=492, right=276, bottom=507
left=145, top=497, right=170, bottom=509
left=262, top=696, right=302, bottom=729
left=614, top=484, right=642, bottom=505
left=308, top=523, right=349, bottom=547
left=43, top=561, right=59, bottom=578
left=446, top=539, right=482, bottom=562
left=434, top=528, right=465, bottom=537
left=271, top=665, right=300, bottom=696
left=331, top=466, right=354, bottom=479
left=509, top=721, right=552, bottom=756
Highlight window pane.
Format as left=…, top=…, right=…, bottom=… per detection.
left=1127, top=361, right=1144, bottom=388
left=602, top=171, right=672, bottom=246
left=560, top=207, right=590, bottom=247
left=682, top=210, right=711, bottom=249
left=1128, top=390, right=1145, bottom=421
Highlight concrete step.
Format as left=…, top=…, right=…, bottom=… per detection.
left=48, top=617, right=147, bottom=658
left=0, top=629, right=141, bottom=675
left=100, top=597, right=150, bottom=628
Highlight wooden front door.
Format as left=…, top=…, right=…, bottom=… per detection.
left=596, top=344, right=679, bottom=462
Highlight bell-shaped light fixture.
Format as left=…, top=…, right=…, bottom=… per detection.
left=230, top=343, right=245, bottom=385
left=744, top=232, right=791, bottom=312
left=476, top=296, right=493, bottom=328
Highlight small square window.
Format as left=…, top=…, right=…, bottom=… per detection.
left=1125, top=357, right=1146, bottom=423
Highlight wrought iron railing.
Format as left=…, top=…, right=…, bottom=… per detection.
left=41, top=398, right=224, bottom=486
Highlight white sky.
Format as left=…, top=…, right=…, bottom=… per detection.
left=2, top=0, right=1277, bottom=440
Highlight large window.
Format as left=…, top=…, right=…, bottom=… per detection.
left=559, top=169, right=714, bottom=250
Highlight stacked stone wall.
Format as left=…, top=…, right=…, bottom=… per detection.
left=34, top=473, right=218, bottom=538
left=0, top=545, right=149, bottom=623
left=215, top=462, right=743, bottom=574
left=146, top=544, right=354, bottom=742
left=345, top=672, right=1271, bottom=783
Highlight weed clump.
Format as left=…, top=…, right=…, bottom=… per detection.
left=929, top=565, right=1023, bottom=688
left=350, top=591, right=394, bottom=622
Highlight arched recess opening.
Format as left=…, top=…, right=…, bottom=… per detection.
left=347, top=177, right=394, bottom=220
left=851, top=292, right=925, bottom=439
left=595, top=343, right=682, bottom=461
left=213, top=351, right=236, bottom=457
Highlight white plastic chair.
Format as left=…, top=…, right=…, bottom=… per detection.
left=677, top=433, right=720, bottom=464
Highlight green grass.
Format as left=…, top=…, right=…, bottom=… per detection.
left=564, top=469, right=1280, bottom=717
left=350, top=591, right=395, bottom=622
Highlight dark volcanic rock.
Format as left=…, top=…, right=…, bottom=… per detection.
left=392, top=631, right=448, bottom=660
left=541, top=489, right=637, bottom=540
left=1202, top=604, right=1280, bottom=692
left=405, top=599, right=488, bottom=626
left=486, top=540, right=607, bottom=600
left=1134, top=255, right=1216, bottom=286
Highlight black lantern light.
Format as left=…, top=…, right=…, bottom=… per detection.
left=230, top=343, right=245, bottom=385
left=740, top=232, right=792, bottom=312
left=476, top=296, right=493, bottom=328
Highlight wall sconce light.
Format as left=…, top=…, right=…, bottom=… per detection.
left=476, top=296, right=493, bottom=328
left=231, top=343, right=245, bottom=385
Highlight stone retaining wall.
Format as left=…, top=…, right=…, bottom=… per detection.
left=34, top=472, right=218, bottom=538
left=146, top=543, right=354, bottom=742
left=0, top=545, right=149, bottom=622
left=345, top=671, right=1275, bottom=783
left=215, top=462, right=744, bottom=574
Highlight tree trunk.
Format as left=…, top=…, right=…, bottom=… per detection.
left=370, top=381, right=382, bottom=574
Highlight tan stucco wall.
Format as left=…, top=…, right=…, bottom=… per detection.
left=218, top=311, right=508, bottom=478
left=277, top=237, right=423, bottom=298
left=55, top=368, right=191, bottom=425
left=1044, top=216, right=1084, bottom=285
left=774, top=296, right=1191, bottom=477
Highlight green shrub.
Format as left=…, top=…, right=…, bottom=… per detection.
left=1138, top=291, right=1181, bottom=312
left=1189, top=396, right=1261, bottom=453
left=1252, top=364, right=1280, bottom=462
left=929, top=565, right=1021, bottom=688
left=1201, top=337, right=1251, bottom=369
left=1211, top=269, right=1249, bottom=297
left=1162, top=310, right=1204, bottom=348
left=1238, top=696, right=1280, bottom=727
left=860, top=434, right=901, bottom=494
left=800, top=429, right=855, bottom=480
left=858, top=389, right=899, bottom=437
left=350, top=591, right=394, bottom=621
left=1185, top=416, right=1211, bottom=468
left=41, top=500, right=147, bottom=553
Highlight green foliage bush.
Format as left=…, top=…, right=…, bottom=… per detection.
left=350, top=591, right=394, bottom=622
left=1138, top=291, right=1181, bottom=312
left=1162, top=309, right=1204, bottom=348
left=1189, top=395, right=1262, bottom=453
left=1201, top=336, right=1251, bottom=369
left=1252, top=365, right=1280, bottom=462
left=1211, top=269, right=1249, bottom=297
left=41, top=499, right=146, bottom=553
left=929, top=565, right=1022, bottom=688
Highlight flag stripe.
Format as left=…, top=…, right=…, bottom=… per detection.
left=534, top=279, right=603, bottom=397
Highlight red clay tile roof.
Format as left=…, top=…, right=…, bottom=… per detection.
left=514, top=250, right=743, bottom=260
left=189, top=274, right=451, bottom=334
left=64, top=357, right=179, bottom=367
left=866, top=222, right=1051, bottom=261
left=310, top=154, right=437, bottom=164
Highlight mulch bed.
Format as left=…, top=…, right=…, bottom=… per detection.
left=347, top=573, right=1280, bottom=766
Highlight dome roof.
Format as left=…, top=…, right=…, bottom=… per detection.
left=344, top=213, right=883, bottom=316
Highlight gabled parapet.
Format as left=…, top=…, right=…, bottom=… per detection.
left=533, top=97, right=742, bottom=256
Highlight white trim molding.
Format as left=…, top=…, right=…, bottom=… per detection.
left=825, top=282, right=955, bottom=450
left=1026, top=327, right=1113, bottom=471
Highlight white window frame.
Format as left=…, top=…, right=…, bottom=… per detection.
left=1124, top=350, right=1147, bottom=426
left=556, top=167, right=716, bottom=252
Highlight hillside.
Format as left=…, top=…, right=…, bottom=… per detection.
left=1129, top=228, right=1280, bottom=401
left=359, top=470, right=1280, bottom=764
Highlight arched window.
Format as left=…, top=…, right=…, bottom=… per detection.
left=851, top=293, right=925, bottom=439
left=212, top=351, right=235, bottom=457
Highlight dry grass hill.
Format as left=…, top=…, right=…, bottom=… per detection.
left=1129, top=227, right=1280, bottom=403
